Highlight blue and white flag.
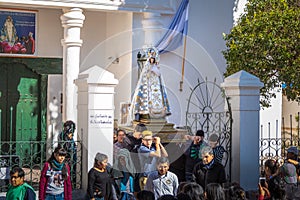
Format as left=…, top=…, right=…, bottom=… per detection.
left=156, top=0, right=189, bottom=54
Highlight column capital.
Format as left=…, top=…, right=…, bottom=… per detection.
left=60, top=8, right=85, bottom=28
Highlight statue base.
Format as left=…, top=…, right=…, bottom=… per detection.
left=120, top=118, right=187, bottom=143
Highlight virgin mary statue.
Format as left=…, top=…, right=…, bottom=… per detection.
left=130, top=46, right=171, bottom=121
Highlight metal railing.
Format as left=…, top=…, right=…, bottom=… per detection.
left=260, top=113, right=300, bottom=171
left=0, top=140, right=82, bottom=192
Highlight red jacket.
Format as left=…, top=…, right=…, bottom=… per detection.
left=39, top=162, right=72, bottom=200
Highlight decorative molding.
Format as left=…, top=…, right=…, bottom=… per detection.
left=0, top=0, right=177, bottom=14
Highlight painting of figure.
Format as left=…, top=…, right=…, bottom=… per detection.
left=0, top=9, right=37, bottom=55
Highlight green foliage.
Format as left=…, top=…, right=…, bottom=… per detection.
left=223, top=0, right=300, bottom=107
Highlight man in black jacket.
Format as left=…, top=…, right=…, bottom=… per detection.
left=192, top=146, right=226, bottom=190
left=122, top=123, right=147, bottom=193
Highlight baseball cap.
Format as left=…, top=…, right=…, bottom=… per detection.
left=209, top=134, right=219, bottom=143
left=287, top=146, right=299, bottom=155
left=196, top=130, right=204, bottom=137
left=281, top=163, right=297, bottom=184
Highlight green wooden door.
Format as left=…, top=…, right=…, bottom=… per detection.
left=0, top=63, right=41, bottom=159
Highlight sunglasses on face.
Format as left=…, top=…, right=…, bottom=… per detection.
left=10, top=176, right=20, bottom=179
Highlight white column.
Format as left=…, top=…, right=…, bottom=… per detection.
left=75, top=65, right=118, bottom=192
left=142, top=12, right=163, bottom=45
left=221, top=70, right=264, bottom=191
left=61, top=8, right=85, bottom=122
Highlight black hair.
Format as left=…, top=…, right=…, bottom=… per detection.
left=182, top=182, right=205, bottom=200
left=157, top=194, right=177, bottom=200
left=149, top=57, right=156, bottom=64
left=196, top=130, right=204, bottom=137
left=223, top=182, right=247, bottom=200
left=177, top=193, right=192, bottom=200
left=264, top=159, right=279, bottom=175
left=268, top=175, right=286, bottom=200
left=134, top=123, right=147, bottom=133
left=117, top=129, right=126, bottom=136
left=205, top=183, right=225, bottom=200
left=47, top=146, right=68, bottom=180
left=63, top=120, right=76, bottom=134
left=178, top=181, right=188, bottom=194
left=10, top=166, right=25, bottom=178
left=137, top=190, right=155, bottom=200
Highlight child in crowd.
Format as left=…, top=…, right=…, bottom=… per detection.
left=145, top=157, right=178, bottom=199
left=39, top=146, right=72, bottom=200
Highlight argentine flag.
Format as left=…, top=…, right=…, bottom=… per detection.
left=156, top=0, right=189, bottom=54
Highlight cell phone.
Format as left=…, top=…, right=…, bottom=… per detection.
left=259, top=177, right=266, bottom=186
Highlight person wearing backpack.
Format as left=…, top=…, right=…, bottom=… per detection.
left=39, top=146, right=72, bottom=200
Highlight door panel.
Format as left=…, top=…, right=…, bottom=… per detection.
left=0, top=66, right=8, bottom=142
left=0, top=63, right=40, bottom=158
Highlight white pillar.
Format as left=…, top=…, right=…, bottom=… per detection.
left=142, top=12, right=163, bottom=45
left=75, top=65, right=118, bottom=192
left=221, top=70, right=264, bottom=191
left=61, top=8, right=85, bottom=122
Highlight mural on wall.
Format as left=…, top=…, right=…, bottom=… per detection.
left=0, top=8, right=37, bottom=55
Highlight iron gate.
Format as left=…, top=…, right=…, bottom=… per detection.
left=185, top=78, right=232, bottom=181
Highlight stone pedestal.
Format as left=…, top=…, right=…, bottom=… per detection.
left=221, top=70, right=263, bottom=191
left=75, top=65, right=118, bottom=192
left=120, top=119, right=187, bottom=143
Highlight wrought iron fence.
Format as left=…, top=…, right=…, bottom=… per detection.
left=0, top=140, right=82, bottom=192
left=260, top=113, right=300, bottom=172
left=185, top=79, right=232, bottom=181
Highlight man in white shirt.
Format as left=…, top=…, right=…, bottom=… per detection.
left=145, top=157, right=178, bottom=200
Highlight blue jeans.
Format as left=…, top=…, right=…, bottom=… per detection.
left=45, top=192, right=64, bottom=200
left=95, top=197, right=104, bottom=200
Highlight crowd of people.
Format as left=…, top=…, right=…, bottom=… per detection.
left=5, top=122, right=300, bottom=200
left=86, top=123, right=230, bottom=200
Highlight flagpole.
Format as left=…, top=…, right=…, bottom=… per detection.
left=180, top=35, right=187, bottom=92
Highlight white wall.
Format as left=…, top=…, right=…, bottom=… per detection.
left=233, top=0, right=248, bottom=25
left=5, top=1, right=235, bottom=128
left=37, top=8, right=63, bottom=57
left=149, top=0, right=235, bottom=126
left=80, top=11, right=133, bottom=122
left=47, top=74, right=63, bottom=156
left=260, top=90, right=282, bottom=139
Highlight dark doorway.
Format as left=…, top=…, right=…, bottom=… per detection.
left=0, top=62, right=42, bottom=159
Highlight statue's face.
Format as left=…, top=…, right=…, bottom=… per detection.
left=149, top=57, right=155, bottom=64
